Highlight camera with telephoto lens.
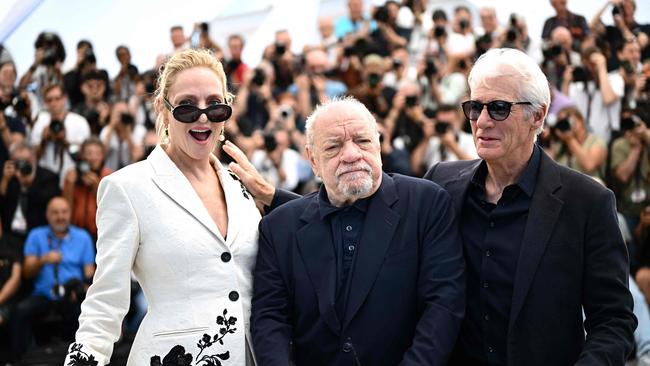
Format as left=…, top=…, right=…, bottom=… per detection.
left=76, top=160, right=91, bottom=184
left=49, top=119, right=64, bottom=134
left=459, top=19, right=469, bottom=31
left=435, top=121, right=451, bottom=134
left=14, top=159, right=33, bottom=176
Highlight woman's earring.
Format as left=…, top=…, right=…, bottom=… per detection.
left=162, top=126, right=170, bottom=144
left=219, top=127, right=225, bottom=142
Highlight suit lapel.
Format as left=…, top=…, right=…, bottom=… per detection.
left=147, top=146, right=226, bottom=246
left=440, top=161, right=479, bottom=217
left=343, top=173, right=400, bottom=329
left=508, top=153, right=564, bottom=330
left=296, top=197, right=341, bottom=335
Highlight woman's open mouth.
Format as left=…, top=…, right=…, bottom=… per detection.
left=189, top=129, right=212, bottom=143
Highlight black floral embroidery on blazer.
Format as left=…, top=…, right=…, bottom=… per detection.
left=66, top=343, right=98, bottom=366
left=227, top=170, right=250, bottom=200
left=151, top=308, right=237, bottom=366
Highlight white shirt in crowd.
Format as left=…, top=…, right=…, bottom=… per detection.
left=30, top=111, right=91, bottom=154
left=423, top=130, right=478, bottom=169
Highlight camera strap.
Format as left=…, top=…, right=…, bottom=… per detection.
left=47, top=234, right=62, bottom=288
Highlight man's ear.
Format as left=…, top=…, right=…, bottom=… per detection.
left=306, top=147, right=320, bottom=178
left=532, top=105, right=547, bottom=131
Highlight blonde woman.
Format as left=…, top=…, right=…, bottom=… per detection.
left=64, top=49, right=259, bottom=365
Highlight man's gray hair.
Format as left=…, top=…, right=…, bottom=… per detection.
left=304, top=96, right=379, bottom=150
left=468, top=48, right=551, bottom=134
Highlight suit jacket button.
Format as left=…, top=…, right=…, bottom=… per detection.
left=342, top=342, right=352, bottom=353
left=229, top=291, right=239, bottom=301
left=221, top=252, right=232, bottom=263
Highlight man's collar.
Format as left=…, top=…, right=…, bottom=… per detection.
left=471, top=145, right=541, bottom=197
left=317, top=184, right=372, bottom=220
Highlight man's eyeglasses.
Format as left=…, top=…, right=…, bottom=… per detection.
left=461, top=100, right=532, bottom=121
left=163, top=98, right=232, bottom=123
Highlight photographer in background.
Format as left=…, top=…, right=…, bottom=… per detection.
left=250, top=128, right=303, bottom=192
left=541, top=0, right=590, bottom=49
left=368, top=1, right=407, bottom=57
left=72, top=69, right=110, bottom=136
left=0, top=143, right=60, bottom=248
left=617, top=38, right=647, bottom=111
left=563, top=47, right=624, bottom=142
left=18, top=32, right=65, bottom=106
left=384, top=81, right=426, bottom=158
left=549, top=106, right=607, bottom=179
left=446, top=5, right=475, bottom=58
left=233, top=62, right=275, bottom=136
left=541, top=27, right=582, bottom=89
left=9, top=197, right=94, bottom=362
left=224, top=34, right=249, bottom=93
left=349, top=53, right=396, bottom=119
left=99, top=101, right=142, bottom=171
left=591, top=0, right=650, bottom=70
left=291, top=48, right=347, bottom=116
left=128, top=70, right=157, bottom=132
left=263, top=29, right=298, bottom=92
left=35, top=114, right=75, bottom=188
left=30, top=84, right=90, bottom=157
left=0, top=61, right=33, bottom=127
left=63, top=40, right=109, bottom=107
left=412, top=104, right=477, bottom=176
left=62, top=138, right=111, bottom=241
left=112, top=45, right=139, bottom=102
left=611, top=113, right=650, bottom=229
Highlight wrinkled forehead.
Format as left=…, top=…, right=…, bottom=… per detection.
left=315, top=108, right=375, bottom=139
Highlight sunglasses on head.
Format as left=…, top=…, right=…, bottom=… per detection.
left=461, top=100, right=532, bottom=121
left=163, top=97, right=232, bottom=123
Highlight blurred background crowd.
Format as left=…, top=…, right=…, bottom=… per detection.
left=0, top=0, right=650, bottom=363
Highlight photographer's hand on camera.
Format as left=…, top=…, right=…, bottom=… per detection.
left=41, top=250, right=62, bottom=265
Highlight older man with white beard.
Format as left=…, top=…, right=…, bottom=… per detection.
left=250, top=97, right=465, bottom=366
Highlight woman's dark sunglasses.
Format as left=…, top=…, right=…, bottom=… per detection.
left=163, top=97, right=232, bottom=123
left=461, top=100, right=532, bottom=121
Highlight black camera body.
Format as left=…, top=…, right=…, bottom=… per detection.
left=405, top=95, right=419, bottom=107
left=554, top=118, right=572, bottom=133
left=542, top=42, right=563, bottom=60
left=274, top=42, right=287, bottom=55
left=433, top=25, right=446, bottom=38
left=49, top=119, right=64, bottom=134
left=14, top=159, right=33, bottom=176
left=120, top=113, right=134, bottom=126
left=435, top=121, right=451, bottom=134
left=572, top=66, right=589, bottom=83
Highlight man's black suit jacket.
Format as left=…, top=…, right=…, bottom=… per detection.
left=424, top=152, right=637, bottom=366
left=252, top=172, right=465, bottom=366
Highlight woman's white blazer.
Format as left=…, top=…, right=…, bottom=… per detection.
left=64, top=145, right=261, bottom=365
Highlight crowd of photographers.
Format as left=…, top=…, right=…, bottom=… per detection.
left=0, top=0, right=649, bottom=362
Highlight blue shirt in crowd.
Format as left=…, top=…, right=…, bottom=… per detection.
left=457, top=145, right=541, bottom=365
left=24, top=225, right=95, bottom=300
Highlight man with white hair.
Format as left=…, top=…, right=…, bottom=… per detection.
left=250, top=97, right=465, bottom=365
left=424, top=48, right=636, bottom=366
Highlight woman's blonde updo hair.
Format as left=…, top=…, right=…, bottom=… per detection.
left=153, top=48, right=233, bottom=143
